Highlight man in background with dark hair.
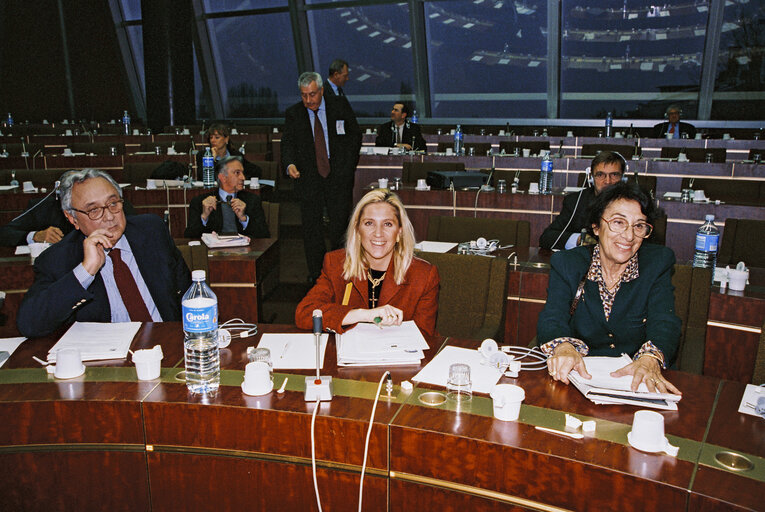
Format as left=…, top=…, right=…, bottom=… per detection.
left=324, top=59, right=350, bottom=98
left=375, top=102, right=427, bottom=152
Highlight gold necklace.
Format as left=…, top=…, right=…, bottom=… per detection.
left=367, top=270, right=386, bottom=308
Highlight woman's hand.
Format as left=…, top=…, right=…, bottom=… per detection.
left=610, top=355, right=681, bottom=395
left=547, top=343, right=591, bottom=385
left=341, top=305, right=403, bottom=327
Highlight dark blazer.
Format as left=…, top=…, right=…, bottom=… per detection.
left=536, top=244, right=681, bottom=365
left=539, top=187, right=597, bottom=250
left=17, top=214, right=191, bottom=337
left=323, top=81, right=339, bottom=98
left=295, top=249, right=440, bottom=337
left=281, top=95, right=362, bottom=198
left=653, top=121, right=696, bottom=139
left=195, top=145, right=263, bottom=179
left=184, top=189, right=269, bottom=239
left=375, top=120, right=427, bottom=152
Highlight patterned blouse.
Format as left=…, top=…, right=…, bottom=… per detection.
left=540, top=244, right=667, bottom=368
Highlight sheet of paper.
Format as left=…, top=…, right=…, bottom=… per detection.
left=337, top=321, right=428, bottom=366
left=415, top=241, right=458, bottom=253
left=201, top=232, right=250, bottom=248
left=257, top=333, right=328, bottom=369
left=738, top=383, right=765, bottom=418
left=412, top=345, right=502, bottom=394
left=563, top=186, right=586, bottom=193
left=0, top=185, right=19, bottom=191
left=0, top=337, right=26, bottom=368
left=15, top=245, right=31, bottom=255
left=571, top=354, right=651, bottom=393
left=47, top=322, right=141, bottom=362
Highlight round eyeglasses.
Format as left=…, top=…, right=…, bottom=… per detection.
left=601, top=217, right=653, bottom=238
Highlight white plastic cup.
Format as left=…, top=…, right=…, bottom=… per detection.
left=445, top=148, right=454, bottom=155
left=630, top=410, right=665, bottom=451
left=528, top=182, right=540, bottom=194
left=566, top=130, right=574, bottom=137
left=242, top=361, right=273, bottom=396
left=54, top=348, right=85, bottom=379
left=666, top=132, right=674, bottom=140
left=378, top=178, right=389, bottom=189
left=416, top=179, right=427, bottom=190
left=722, top=133, right=731, bottom=140
left=693, top=189, right=707, bottom=202
left=728, top=269, right=748, bottom=292
left=65, top=129, right=73, bottom=136
left=522, top=148, right=531, bottom=157
left=133, top=346, right=163, bottom=380
left=132, top=129, right=140, bottom=136
left=366, top=128, right=373, bottom=134
left=250, top=177, right=260, bottom=189
left=490, top=384, right=525, bottom=421
left=498, top=129, right=506, bottom=136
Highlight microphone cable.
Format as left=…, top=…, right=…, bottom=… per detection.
left=358, top=370, right=390, bottom=512
left=549, top=167, right=590, bottom=251
left=10, top=183, right=60, bottom=222
left=474, top=164, right=495, bottom=217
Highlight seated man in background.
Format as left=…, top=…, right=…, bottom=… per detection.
left=0, top=170, right=135, bottom=247
left=17, top=169, right=191, bottom=338
left=653, top=105, right=696, bottom=139
left=195, top=122, right=263, bottom=179
left=539, top=151, right=625, bottom=250
left=375, top=102, right=427, bottom=152
left=184, top=155, right=269, bottom=239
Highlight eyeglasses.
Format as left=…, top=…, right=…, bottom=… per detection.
left=72, top=199, right=124, bottom=220
left=601, top=217, right=653, bottom=238
left=593, top=171, right=623, bottom=181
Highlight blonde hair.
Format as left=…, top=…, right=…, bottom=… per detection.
left=343, top=189, right=416, bottom=285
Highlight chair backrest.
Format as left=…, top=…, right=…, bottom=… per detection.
left=401, top=161, right=465, bottom=183
left=660, top=147, right=726, bottom=163
left=752, top=319, right=765, bottom=384
left=718, top=218, right=765, bottom=268
left=417, top=252, right=508, bottom=340
left=123, top=161, right=161, bottom=184
left=426, top=216, right=530, bottom=247
left=680, top=178, right=765, bottom=206
left=581, top=143, right=635, bottom=159
left=262, top=201, right=279, bottom=239
left=250, top=160, right=279, bottom=182
left=177, top=243, right=209, bottom=274
left=671, top=264, right=712, bottom=374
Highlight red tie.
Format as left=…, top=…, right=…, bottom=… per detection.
left=669, top=123, right=675, bottom=134
left=313, top=110, right=330, bottom=178
left=109, top=248, right=152, bottom=322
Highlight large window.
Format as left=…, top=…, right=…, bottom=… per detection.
left=560, top=0, right=708, bottom=119
left=308, top=4, right=417, bottom=118
left=425, top=0, right=548, bottom=118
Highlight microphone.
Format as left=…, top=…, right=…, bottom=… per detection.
left=305, top=309, right=333, bottom=401
left=312, top=309, right=323, bottom=335
left=474, top=163, right=495, bottom=217
left=20, top=136, right=29, bottom=158
left=556, top=140, right=564, bottom=158
left=54, top=180, right=61, bottom=200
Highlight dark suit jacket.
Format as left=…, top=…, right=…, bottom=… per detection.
left=375, top=120, right=427, bottom=152
left=294, top=249, right=440, bottom=337
left=323, top=82, right=339, bottom=98
left=195, top=145, right=263, bottom=179
left=17, top=214, right=191, bottom=337
left=184, top=189, right=269, bottom=239
left=281, top=96, right=362, bottom=199
left=536, top=244, right=681, bottom=365
left=653, top=121, right=696, bottom=139
left=539, top=187, right=597, bottom=250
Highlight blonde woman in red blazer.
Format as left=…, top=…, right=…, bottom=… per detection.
left=295, top=189, right=439, bottom=337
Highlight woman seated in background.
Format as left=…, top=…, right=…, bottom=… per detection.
left=196, top=122, right=262, bottom=179
left=537, top=181, right=682, bottom=394
left=295, top=189, right=439, bottom=337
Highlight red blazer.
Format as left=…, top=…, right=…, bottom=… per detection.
left=295, top=249, right=440, bottom=337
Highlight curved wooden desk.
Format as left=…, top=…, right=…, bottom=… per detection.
left=0, top=324, right=762, bottom=511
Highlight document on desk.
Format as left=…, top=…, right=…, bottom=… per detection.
left=0, top=337, right=26, bottom=368
left=14, top=245, right=31, bottom=255
left=569, top=354, right=682, bottom=411
left=201, top=232, right=251, bottom=248
left=412, top=345, right=503, bottom=393
left=47, top=322, right=141, bottom=362
left=415, top=241, right=458, bottom=254
left=337, top=321, right=429, bottom=366
left=257, top=333, right=329, bottom=369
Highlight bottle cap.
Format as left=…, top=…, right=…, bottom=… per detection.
left=705, top=214, right=714, bottom=221
left=192, top=270, right=206, bottom=281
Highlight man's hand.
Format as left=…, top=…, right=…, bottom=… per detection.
left=82, top=228, right=116, bottom=276
left=201, top=195, right=217, bottom=221
left=287, top=164, right=300, bottom=179
left=33, top=226, right=64, bottom=244
left=230, top=198, right=247, bottom=222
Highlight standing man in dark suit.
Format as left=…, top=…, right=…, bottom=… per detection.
left=324, top=59, right=349, bottom=98
left=184, top=155, right=269, bottom=239
left=17, top=169, right=191, bottom=337
left=375, top=102, right=427, bottom=152
left=282, top=71, right=362, bottom=283
left=653, top=105, right=696, bottom=139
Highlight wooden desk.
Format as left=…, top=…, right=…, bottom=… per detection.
left=0, top=324, right=762, bottom=511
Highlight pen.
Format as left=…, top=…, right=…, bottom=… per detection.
left=280, top=343, right=290, bottom=360
left=535, top=426, right=584, bottom=439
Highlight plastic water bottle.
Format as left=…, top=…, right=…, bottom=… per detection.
left=453, top=124, right=463, bottom=155
left=182, top=270, right=220, bottom=394
left=6, top=113, right=13, bottom=127
left=202, top=147, right=215, bottom=188
left=692, top=215, right=720, bottom=274
left=539, top=153, right=553, bottom=194
left=122, top=110, right=131, bottom=135
left=605, top=111, right=613, bottom=138
left=411, top=110, right=418, bottom=124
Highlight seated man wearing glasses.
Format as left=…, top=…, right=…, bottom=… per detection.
left=540, top=151, right=625, bottom=250
left=537, top=181, right=682, bottom=395
left=17, top=169, right=191, bottom=337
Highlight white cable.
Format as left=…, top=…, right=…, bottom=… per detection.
left=311, top=398, right=323, bottom=512
left=219, top=318, right=258, bottom=338
left=358, top=371, right=390, bottom=512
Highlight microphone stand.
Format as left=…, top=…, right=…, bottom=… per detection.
left=304, top=310, right=333, bottom=401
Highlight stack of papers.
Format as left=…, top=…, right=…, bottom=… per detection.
left=201, top=232, right=250, bottom=248
left=412, top=345, right=503, bottom=393
left=256, top=333, right=329, bottom=369
left=415, top=241, right=458, bottom=253
left=47, top=322, right=141, bottom=362
left=569, top=354, right=682, bottom=410
left=337, top=321, right=429, bottom=366
left=0, top=337, right=26, bottom=368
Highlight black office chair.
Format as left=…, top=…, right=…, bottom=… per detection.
left=426, top=216, right=530, bottom=248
